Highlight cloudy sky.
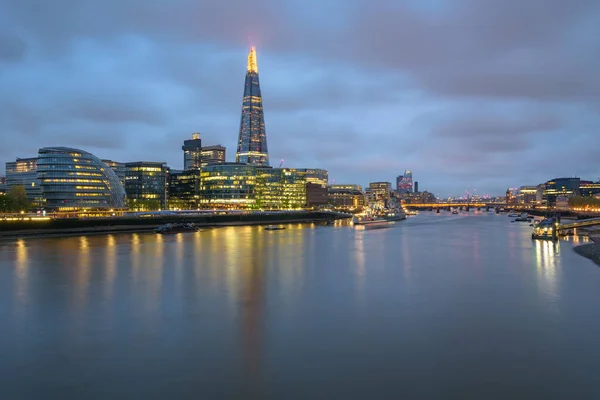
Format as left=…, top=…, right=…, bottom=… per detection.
left=1, top=0, right=599, bottom=196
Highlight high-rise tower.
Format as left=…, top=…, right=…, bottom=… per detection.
left=236, top=47, right=269, bottom=166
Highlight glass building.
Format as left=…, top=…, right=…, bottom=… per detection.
left=397, top=170, right=413, bottom=193
left=37, top=147, right=126, bottom=211
left=182, top=133, right=202, bottom=170
left=168, top=169, right=201, bottom=210
left=201, top=145, right=226, bottom=167
left=101, top=159, right=126, bottom=186
left=200, top=163, right=258, bottom=209
left=5, top=157, right=43, bottom=207
left=255, top=168, right=307, bottom=210
left=236, top=47, right=269, bottom=166
left=125, top=162, right=169, bottom=210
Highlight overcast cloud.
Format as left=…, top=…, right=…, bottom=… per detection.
left=1, top=0, right=599, bottom=196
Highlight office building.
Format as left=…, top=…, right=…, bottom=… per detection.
left=397, top=170, right=413, bottom=193
left=182, top=133, right=203, bottom=170
left=200, top=163, right=258, bottom=209
left=517, top=186, right=537, bottom=204
left=5, top=157, right=42, bottom=207
left=369, top=182, right=392, bottom=203
left=542, top=178, right=580, bottom=207
left=168, top=169, right=202, bottom=210
left=328, top=185, right=365, bottom=211
left=414, top=181, right=419, bottom=193
left=102, top=159, right=126, bottom=186
left=201, top=145, right=226, bottom=167
left=37, top=147, right=126, bottom=211
left=236, top=47, right=269, bottom=166
left=125, top=161, right=169, bottom=210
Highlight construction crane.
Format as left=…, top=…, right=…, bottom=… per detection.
left=279, top=159, right=284, bottom=168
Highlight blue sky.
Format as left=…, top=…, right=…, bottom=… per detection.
left=1, top=0, right=599, bottom=196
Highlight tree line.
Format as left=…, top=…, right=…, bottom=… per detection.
left=0, top=185, right=30, bottom=212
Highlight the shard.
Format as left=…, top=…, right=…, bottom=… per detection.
left=235, top=47, right=269, bottom=166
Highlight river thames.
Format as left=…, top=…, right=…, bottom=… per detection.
left=1, top=212, right=600, bottom=398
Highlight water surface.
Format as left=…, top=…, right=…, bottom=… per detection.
left=1, top=212, right=599, bottom=398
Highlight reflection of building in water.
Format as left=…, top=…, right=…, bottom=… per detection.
left=534, top=240, right=560, bottom=302
left=241, top=230, right=265, bottom=390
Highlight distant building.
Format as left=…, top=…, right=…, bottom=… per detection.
left=102, top=159, right=126, bottom=186
left=201, top=145, right=226, bottom=167
left=542, top=178, right=580, bottom=207
left=182, top=133, right=202, bottom=170
left=236, top=47, right=269, bottom=166
left=306, top=183, right=328, bottom=208
left=328, top=185, right=365, bottom=211
left=369, top=182, right=392, bottom=205
left=517, top=186, right=537, bottom=204
left=37, top=147, right=126, bottom=211
left=579, top=181, right=600, bottom=197
left=414, top=181, right=419, bottom=193
left=506, top=188, right=517, bottom=205
left=125, top=161, right=169, bottom=210
left=330, top=184, right=362, bottom=191
left=0, top=176, right=6, bottom=195
left=397, top=170, right=413, bottom=193
left=168, top=169, right=201, bottom=210
left=5, top=157, right=42, bottom=207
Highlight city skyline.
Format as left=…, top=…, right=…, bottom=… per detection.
left=1, top=0, right=599, bottom=195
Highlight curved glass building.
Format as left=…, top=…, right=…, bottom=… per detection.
left=37, top=147, right=126, bottom=211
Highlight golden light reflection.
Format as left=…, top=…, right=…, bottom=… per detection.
left=75, top=236, right=91, bottom=310
left=534, top=240, right=560, bottom=308
left=131, top=233, right=141, bottom=279
left=104, top=235, right=117, bottom=299
left=354, top=232, right=366, bottom=300
left=14, top=239, right=29, bottom=313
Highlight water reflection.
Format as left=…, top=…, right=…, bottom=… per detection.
left=74, top=236, right=91, bottom=311
left=104, top=235, right=117, bottom=299
left=534, top=240, right=560, bottom=310
left=14, top=239, right=29, bottom=317
left=354, top=232, right=365, bottom=299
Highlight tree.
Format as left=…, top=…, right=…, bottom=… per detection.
left=0, top=194, right=12, bottom=212
left=6, top=185, right=30, bottom=212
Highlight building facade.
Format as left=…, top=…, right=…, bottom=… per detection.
left=328, top=186, right=365, bottom=211
left=168, top=169, right=201, bottom=210
left=5, top=157, right=42, bottom=207
left=517, top=186, right=537, bottom=204
left=236, top=47, right=269, bottom=166
left=200, top=163, right=258, bottom=209
left=182, top=133, right=203, bottom=170
left=125, top=162, right=169, bottom=210
left=369, top=182, right=392, bottom=204
left=542, top=178, right=580, bottom=207
left=102, top=159, right=126, bottom=186
left=397, top=170, right=413, bottom=193
left=37, top=147, right=126, bottom=211
left=201, top=145, right=226, bottom=167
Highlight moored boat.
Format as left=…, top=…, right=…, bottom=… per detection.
left=265, top=225, right=286, bottom=231
left=155, top=222, right=198, bottom=234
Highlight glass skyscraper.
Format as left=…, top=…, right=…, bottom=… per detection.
left=236, top=47, right=269, bottom=166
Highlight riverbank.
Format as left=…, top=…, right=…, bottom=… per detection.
left=0, top=211, right=350, bottom=240
left=574, top=235, right=600, bottom=266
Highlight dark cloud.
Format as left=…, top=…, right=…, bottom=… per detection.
left=0, top=0, right=599, bottom=195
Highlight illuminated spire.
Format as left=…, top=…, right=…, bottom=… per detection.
left=247, top=46, right=258, bottom=73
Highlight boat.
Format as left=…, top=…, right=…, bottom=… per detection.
left=155, top=222, right=198, bottom=234
left=405, top=210, right=418, bottom=216
left=381, top=209, right=406, bottom=222
left=451, top=208, right=459, bottom=214
left=531, top=218, right=556, bottom=240
left=353, top=216, right=393, bottom=229
left=265, top=225, right=286, bottom=231
left=507, top=211, right=520, bottom=217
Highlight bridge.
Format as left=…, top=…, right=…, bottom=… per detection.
left=560, top=217, right=600, bottom=230
left=403, top=202, right=501, bottom=209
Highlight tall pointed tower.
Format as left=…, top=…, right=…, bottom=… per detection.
left=236, top=47, right=269, bottom=166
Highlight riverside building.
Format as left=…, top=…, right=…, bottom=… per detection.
left=125, top=162, right=169, bottom=210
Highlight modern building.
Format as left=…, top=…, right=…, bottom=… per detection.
left=0, top=176, right=6, bottom=195
left=517, top=186, right=537, bottom=204
left=201, top=145, right=226, bottom=167
left=236, top=47, right=269, bottom=166
left=397, top=170, right=413, bottom=193
left=102, top=159, right=126, bottom=186
left=5, top=157, right=42, bottom=207
left=506, top=188, right=517, bottom=205
left=37, top=147, right=126, bottom=211
left=182, top=133, right=203, bottom=170
left=579, top=181, right=600, bottom=197
left=329, top=184, right=362, bottom=191
left=414, top=181, right=419, bottom=193
left=168, top=169, right=202, bottom=210
left=541, top=178, right=580, bottom=207
left=303, top=169, right=328, bottom=188
left=369, top=182, right=392, bottom=204
left=200, top=163, right=258, bottom=209
left=125, top=161, right=169, bottom=210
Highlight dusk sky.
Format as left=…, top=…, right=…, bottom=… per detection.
left=1, top=0, right=599, bottom=196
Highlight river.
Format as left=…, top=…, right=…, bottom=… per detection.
left=1, top=211, right=599, bottom=398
